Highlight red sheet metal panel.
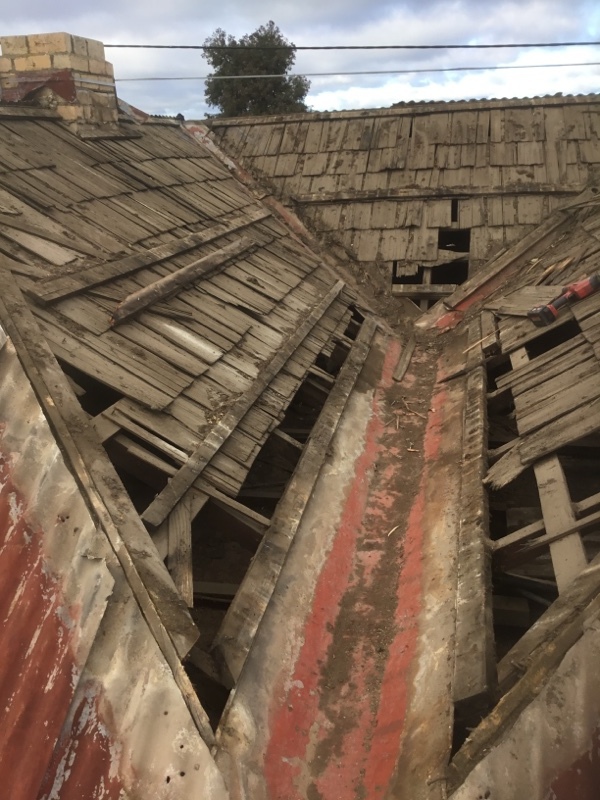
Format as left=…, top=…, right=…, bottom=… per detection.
left=0, top=335, right=114, bottom=800
left=0, top=328, right=229, bottom=799
left=215, top=338, right=460, bottom=800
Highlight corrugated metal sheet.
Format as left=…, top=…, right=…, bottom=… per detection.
left=0, top=325, right=228, bottom=799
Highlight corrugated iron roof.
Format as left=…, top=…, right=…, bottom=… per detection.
left=0, top=326, right=228, bottom=798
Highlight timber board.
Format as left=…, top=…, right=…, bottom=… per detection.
left=110, top=398, right=200, bottom=450
left=515, top=368, right=600, bottom=435
left=142, top=281, right=345, bottom=527
left=495, top=334, right=591, bottom=391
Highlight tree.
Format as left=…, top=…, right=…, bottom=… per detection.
left=202, top=21, right=310, bottom=117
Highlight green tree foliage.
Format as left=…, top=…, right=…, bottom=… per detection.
left=203, top=21, right=310, bottom=117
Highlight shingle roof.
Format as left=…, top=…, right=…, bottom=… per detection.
left=207, top=93, right=600, bottom=283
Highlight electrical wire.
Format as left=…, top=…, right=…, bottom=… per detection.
left=105, top=41, right=600, bottom=51
left=115, top=60, right=600, bottom=82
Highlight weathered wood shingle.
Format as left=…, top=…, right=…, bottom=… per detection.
left=207, top=94, right=600, bottom=289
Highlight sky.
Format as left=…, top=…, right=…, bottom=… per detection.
left=2, top=0, right=600, bottom=118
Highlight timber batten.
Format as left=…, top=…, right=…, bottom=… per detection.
left=445, top=188, right=600, bottom=789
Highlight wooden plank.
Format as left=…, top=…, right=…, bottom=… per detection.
left=272, top=427, right=304, bottom=450
left=0, top=273, right=213, bottom=741
left=487, top=396, right=600, bottom=489
left=140, top=313, right=229, bottom=360
left=91, top=411, right=121, bottom=443
left=494, top=489, right=600, bottom=555
left=480, top=310, right=500, bottom=356
left=497, top=309, right=574, bottom=354
left=213, top=316, right=378, bottom=681
left=103, top=405, right=189, bottom=463
left=495, top=551, right=600, bottom=699
left=167, top=494, right=201, bottom=608
left=111, top=237, right=256, bottom=325
left=440, top=210, right=570, bottom=311
left=486, top=285, right=561, bottom=316
left=34, top=314, right=176, bottom=410
left=495, top=334, right=590, bottom=391
left=509, top=347, right=598, bottom=412
left=142, top=280, right=346, bottom=528
left=532, top=456, right=588, bottom=592
left=29, top=206, right=270, bottom=304
left=293, top=184, right=578, bottom=204
left=509, top=348, right=587, bottom=592
left=452, top=561, right=600, bottom=789
left=203, top=271, right=276, bottom=316
left=1, top=226, right=80, bottom=266
left=0, top=252, right=48, bottom=279
left=517, top=369, right=600, bottom=436
left=109, top=397, right=200, bottom=450
left=193, top=482, right=270, bottom=535
left=0, top=212, right=99, bottom=258
left=571, top=287, right=600, bottom=323
left=112, top=432, right=178, bottom=480
left=108, top=318, right=211, bottom=376
left=31, top=303, right=187, bottom=408
left=453, top=319, right=497, bottom=724
left=393, top=333, right=416, bottom=382
left=496, top=506, right=600, bottom=565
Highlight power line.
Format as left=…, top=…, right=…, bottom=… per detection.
left=115, top=60, right=600, bottom=82
left=105, top=41, right=600, bottom=51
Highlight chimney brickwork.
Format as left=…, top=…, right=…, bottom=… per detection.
left=0, top=32, right=119, bottom=132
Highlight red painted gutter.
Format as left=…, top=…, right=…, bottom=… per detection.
left=260, top=341, right=448, bottom=799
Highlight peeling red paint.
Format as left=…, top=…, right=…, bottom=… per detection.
left=0, top=450, right=124, bottom=800
left=364, top=383, right=447, bottom=797
left=39, top=685, right=124, bottom=800
left=545, top=726, right=600, bottom=800
left=436, top=309, right=464, bottom=330
left=263, top=343, right=448, bottom=799
left=0, top=453, right=81, bottom=800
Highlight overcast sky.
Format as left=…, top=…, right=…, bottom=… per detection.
left=2, top=1, right=600, bottom=117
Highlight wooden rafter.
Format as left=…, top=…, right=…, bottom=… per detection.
left=494, top=489, right=600, bottom=559
left=452, top=318, right=497, bottom=724
left=0, top=272, right=214, bottom=745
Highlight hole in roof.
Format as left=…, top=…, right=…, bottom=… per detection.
left=438, top=228, right=471, bottom=253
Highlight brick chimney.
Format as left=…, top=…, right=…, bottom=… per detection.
left=0, top=32, right=119, bottom=134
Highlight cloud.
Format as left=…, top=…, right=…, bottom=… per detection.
left=2, top=0, right=600, bottom=117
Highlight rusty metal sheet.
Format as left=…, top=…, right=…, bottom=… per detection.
left=0, top=335, right=114, bottom=800
left=0, top=324, right=228, bottom=799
